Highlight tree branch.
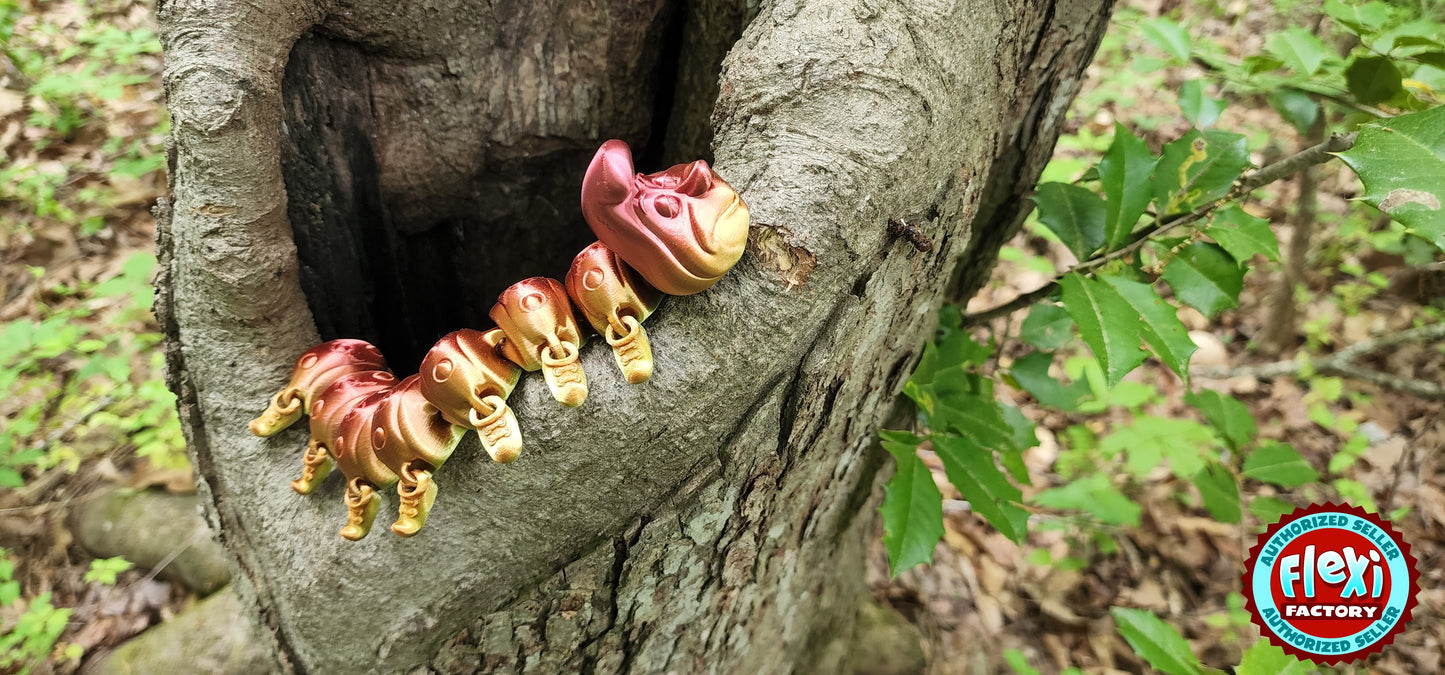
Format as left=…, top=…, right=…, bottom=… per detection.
left=1196, top=323, right=1445, bottom=401
left=963, top=131, right=1358, bottom=326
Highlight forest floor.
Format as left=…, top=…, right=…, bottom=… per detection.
left=0, top=0, right=1441, bottom=673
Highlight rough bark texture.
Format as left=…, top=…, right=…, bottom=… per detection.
left=154, top=0, right=1111, bottom=672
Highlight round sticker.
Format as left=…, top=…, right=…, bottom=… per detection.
left=1243, top=502, right=1419, bottom=664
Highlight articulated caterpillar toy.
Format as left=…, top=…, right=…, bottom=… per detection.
left=250, top=139, right=751, bottom=540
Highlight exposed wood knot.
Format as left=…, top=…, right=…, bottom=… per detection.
left=887, top=218, right=933, bottom=252
left=747, top=224, right=816, bottom=288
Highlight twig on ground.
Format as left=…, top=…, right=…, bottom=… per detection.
left=1195, top=323, right=1445, bottom=400
left=963, top=132, right=1358, bottom=326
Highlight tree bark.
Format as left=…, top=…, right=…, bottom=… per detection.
left=154, top=0, right=1111, bottom=672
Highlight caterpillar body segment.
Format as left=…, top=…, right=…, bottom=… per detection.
left=250, top=339, right=388, bottom=437
left=292, top=370, right=397, bottom=495
left=565, top=242, right=662, bottom=384
left=418, top=329, right=523, bottom=463
left=491, top=277, right=589, bottom=407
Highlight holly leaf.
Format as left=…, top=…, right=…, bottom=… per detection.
left=1179, top=80, right=1226, bottom=128
left=1155, top=130, right=1251, bottom=215
left=1009, top=351, right=1088, bottom=410
left=1112, top=608, right=1202, bottom=675
left=1243, top=441, right=1319, bottom=488
left=1205, top=206, right=1280, bottom=262
left=1323, top=0, right=1393, bottom=36
left=1337, top=106, right=1445, bottom=250
left=1139, top=18, right=1191, bottom=64
left=1020, top=303, right=1075, bottom=350
left=1238, top=640, right=1313, bottom=675
left=1098, top=123, right=1159, bottom=249
left=1101, top=275, right=1197, bottom=380
left=1345, top=55, right=1403, bottom=104
left=1161, top=242, right=1244, bottom=317
left=1059, top=273, right=1148, bottom=387
left=1034, top=183, right=1107, bottom=260
left=1265, top=27, right=1331, bottom=75
left=932, top=435, right=1029, bottom=542
left=1033, top=473, right=1141, bottom=527
left=1194, top=461, right=1241, bottom=524
left=880, top=431, right=945, bottom=576
left=1266, top=89, right=1319, bottom=135
left=1185, top=389, right=1257, bottom=450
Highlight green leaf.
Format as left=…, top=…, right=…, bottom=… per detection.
left=1265, top=27, right=1331, bottom=75
left=1243, top=441, right=1319, bottom=487
left=1237, top=640, right=1314, bottom=675
left=1020, top=303, right=1075, bottom=350
left=1413, top=51, right=1445, bottom=69
left=1139, top=18, right=1191, bottom=64
left=1100, top=275, right=1197, bottom=380
left=1250, top=496, right=1298, bottom=524
left=932, top=435, right=1029, bottom=542
left=1205, top=206, right=1280, bottom=262
left=1155, top=130, right=1251, bottom=215
left=1194, top=462, right=1241, bottom=523
left=1003, top=648, right=1041, bottom=675
left=1059, top=273, right=1148, bottom=387
left=1266, top=89, right=1319, bottom=135
left=1103, top=415, right=1218, bottom=479
left=0, top=469, right=22, bottom=488
left=1033, top=473, right=1141, bottom=527
left=1337, top=106, right=1445, bottom=250
left=1323, top=0, right=1393, bottom=36
left=1178, top=80, right=1225, bottom=128
left=1099, top=123, right=1160, bottom=249
left=1009, top=352, right=1088, bottom=410
left=1161, top=242, right=1244, bottom=317
left=1033, top=183, right=1107, bottom=260
left=1346, top=56, right=1404, bottom=104
left=1111, top=608, right=1202, bottom=675
left=880, top=431, right=945, bottom=576
left=1184, top=389, right=1257, bottom=450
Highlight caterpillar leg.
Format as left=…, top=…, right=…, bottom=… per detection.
left=539, top=336, right=588, bottom=407
left=339, top=478, right=381, bottom=541
left=468, top=395, right=523, bottom=463
left=605, top=315, right=653, bottom=384
left=250, top=389, right=303, bottom=437
left=291, top=440, right=334, bottom=495
left=391, top=462, right=437, bottom=537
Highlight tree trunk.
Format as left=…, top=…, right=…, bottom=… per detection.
left=154, top=0, right=1111, bottom=672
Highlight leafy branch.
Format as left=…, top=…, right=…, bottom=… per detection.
left=964, top=131, right=1358, bottom=326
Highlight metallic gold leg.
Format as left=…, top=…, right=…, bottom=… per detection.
left=291, top=440, right=334, bottom=495
left=539, top=337, right=587, bottom=407
left=339, top=479, right=381, bottom=541
left=391, top=463, right=437, bottom=538
left=605, top=314, right=653, bottom=384
left=250, top=389, right=302, bottom=437
left=468, top=395, right=523, bottom=463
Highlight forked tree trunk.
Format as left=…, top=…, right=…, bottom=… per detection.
left=154, top=0, right=1111, bottom=671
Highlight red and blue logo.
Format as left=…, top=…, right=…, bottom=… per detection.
left=1243, top=502, right=1419, bottom=663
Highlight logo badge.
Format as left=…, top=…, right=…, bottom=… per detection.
left=1243, top=502, right=1419, bottom=663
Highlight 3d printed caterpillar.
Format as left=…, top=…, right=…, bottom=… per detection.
left=248, top=140, right=750, bottom=541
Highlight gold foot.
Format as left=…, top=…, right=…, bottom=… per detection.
left=468, top=395, right=523, bottom=463
left=250, top=390, right=302, bottom=437
left=291, top=441, right=334, bottom=495
left=606, top=315, right=653, bottom=384
left=392, top=466, right=437, bottom=537
left=339, top=480, right=380, bottom=541
left=540, top=338, right=588, bottom=407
